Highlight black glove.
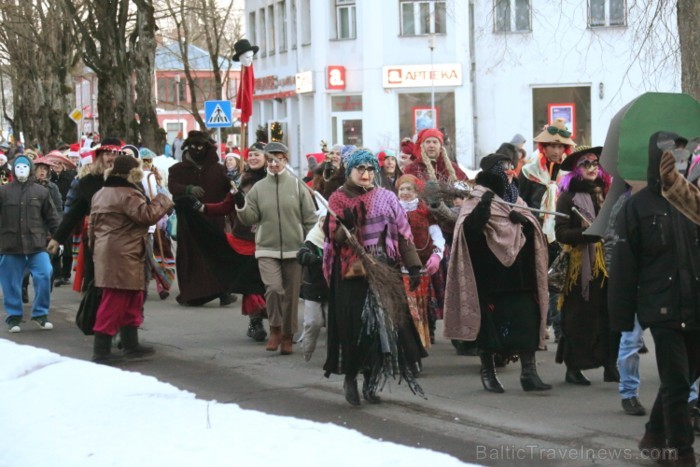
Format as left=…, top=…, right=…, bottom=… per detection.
left=508, top=210, right=529, bottom=225
left=338, top=208, right=356, bottom=230
left=180, top=195, right=202, bottom=212
left=583, top=234, right=602, bottom=243
left=233, top=191, right=245, bottom=209
left=423, top=180, right=441, bottom=208
left=408, top=266, right=422, bottom=292
left=187, top=185, right=205, bottom=199
left=479, top=191, right=495, bottom=208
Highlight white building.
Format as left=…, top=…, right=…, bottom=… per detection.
left=245, top=0, right=680, bottom=171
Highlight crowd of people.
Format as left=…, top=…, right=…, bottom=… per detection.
left=1, top=120, right=699, bottom=465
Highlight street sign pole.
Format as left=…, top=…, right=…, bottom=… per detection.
left=217, top=128, right=222, bottom=160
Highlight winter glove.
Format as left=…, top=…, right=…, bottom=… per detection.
left=425, top=254, right=441, bottom=275
left=180, top=195, right=203, bottom=212
left=423, top=180, right=442, bottom=208
left=338, top=207, right=356, bottom=230
left=464, top=191, right=494, bottom=235
left=508, top=209, right=529, bottom=225
left=408, top=266, right=422, bottom=292
left=660, top=151, right=679, bottom=188
left=186, top=185, right=206, bottom=199
left=479, top=191, right=495, bottom=209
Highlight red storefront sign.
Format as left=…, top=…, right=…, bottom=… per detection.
left=327, top=66, right=346, bottom=91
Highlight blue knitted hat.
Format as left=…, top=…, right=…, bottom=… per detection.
left=340, top=145, right=357, bottom=165
left=12, top=155, right=33, bottom=176
left=345, top=149, right=379, bottom=177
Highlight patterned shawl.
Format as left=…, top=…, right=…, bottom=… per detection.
left=323, top=186, right=414, bottom=282
left=520, top=153, right=568, bottom=243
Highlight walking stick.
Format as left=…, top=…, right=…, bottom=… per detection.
left=428, top=182, right=571, bottom=219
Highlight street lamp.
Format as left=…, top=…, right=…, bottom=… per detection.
left=428, top=34, right=436, bottom=128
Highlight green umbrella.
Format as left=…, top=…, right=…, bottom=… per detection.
left=586, top=92, right=700, bottom=236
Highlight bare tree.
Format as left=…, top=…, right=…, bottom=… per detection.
left=0, top=0, right=78, bottom=150
left=677, top=0, right=700, bottom=100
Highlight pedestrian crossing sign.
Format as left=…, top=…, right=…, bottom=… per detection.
left=204, top=100, right=233, bottom=128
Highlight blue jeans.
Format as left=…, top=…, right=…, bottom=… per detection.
left=618, top=317, right=644, bottom=400
left=0, top=253, right=53, bottom=322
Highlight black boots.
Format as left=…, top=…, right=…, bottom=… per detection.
left=120, top=326, right=155, bottom=360
left=246, top=315, right=267, bottom=342
left=343, top=375, right=361, bottom=406
left=92, top=332, right=125, bottom=365
left=519, top=351, right=552, bottom=391
left=362, top=370, right=381, bottom=404
left=604, top=365, right=621, bottom=382
left=565, top=368, right=591, bottom=385
left=479, top=351, right=505, bottom=393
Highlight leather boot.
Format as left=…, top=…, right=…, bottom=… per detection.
left=565, top=368, right=591, bottom=385
left=362, top=370, right=381, bottom=404
left=519, top=351, right=552, bottom=391
left=479, top=351, right=504, bottom=393
left=120, top=326, right=155, bottom=360
left=343, top=375, right=361, bottom=406
left=92, top=332, right=125, bottom=365
left=266, top=326, right=282, bottom=351
left=280, top=334, right=293, bottom=355
left=247, top=315, right=267, bottom=342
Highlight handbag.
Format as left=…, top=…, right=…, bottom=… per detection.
left=343, top=259, right=366, bottom=279
left=76, top=280, right=102, bottom=335
left=547, top=247, right=570, bottom=293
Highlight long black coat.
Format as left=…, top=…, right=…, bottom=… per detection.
left=168, top=153, right=232, bottom=305
left=555, top=178, right=613, bottom=369
left=296, top=240, right=328, bottom=302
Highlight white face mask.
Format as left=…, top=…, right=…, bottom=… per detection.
left=15, top=163, right=30, bottom=182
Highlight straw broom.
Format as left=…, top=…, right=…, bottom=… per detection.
left=262, top=154, right=408, bottom=325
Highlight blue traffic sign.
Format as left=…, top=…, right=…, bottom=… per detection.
left=204, top=100, right=233, bottom=128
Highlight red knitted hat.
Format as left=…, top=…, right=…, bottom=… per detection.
left=395, top=173, right=424, bottom=192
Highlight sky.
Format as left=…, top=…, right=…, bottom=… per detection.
left=0, top=338, right=473, bottom=467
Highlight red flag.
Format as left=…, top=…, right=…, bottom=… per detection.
left=236, top=65, right=254, bottom=124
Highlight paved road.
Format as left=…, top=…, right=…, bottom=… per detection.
left=4, top=281, right=669, bottom=466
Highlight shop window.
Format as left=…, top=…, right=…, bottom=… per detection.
left=400, top=0, right=446, bottom=36
left=398, top=92, right=455, bottom=154
left=588, top=0, right=626, bottom=27
left=494, top=0, right=531, bottom=33
left=331, top=95, right=363, bottom=112
left=532, top=86, right=591, bottom=146
left=336, top=0, right=357, bottom=40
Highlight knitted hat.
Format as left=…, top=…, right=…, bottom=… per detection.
left=376, top=149, right=397, bottom=167
left=139, top=147, right=157, bottom=160
left=340, top=145, right=357, bottom=164
left=224, top=152, right=240, bottom=162
left=560, top=145, right=603, bottom=171
left=510, top=133, right=526, bottom=146
left=395, top=173, right=424, bottom=192
left=121, top=144, right=140, bottom=158
left=533, top=118, right=575, bottom=146
left=345, top=149, right=378, bottom=177
left=110, top=155, right=140, bottom=178
left=330, top=144, right=343, bottom=153
left=416, top=128, right=444, bottom=145
left=244, top=141, right=266, bottom=161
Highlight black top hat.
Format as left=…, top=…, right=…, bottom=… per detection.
left=232, top=39, right=260, bottom=62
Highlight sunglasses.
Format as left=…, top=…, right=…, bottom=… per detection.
left=354, top=165, right=376, bottom=175
left=546, top=126, right=572, bottom=139
left=578, top=160, right=599, bottom=169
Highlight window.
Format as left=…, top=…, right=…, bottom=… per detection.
left=494, top=0, right=531, bottom=33
left=589, top=0, right=626, bottom=27
left=248, top=12, right=256, bottom=46
left=301, top=0, right=311, bottom=44
left=268, top=5, right=276, bottom=55
left=156, top=77, right=186, bottom=104
left=279, top=1, right=288, bottom=52
left=290, top=0, right=297, bottom=49
left=400, top=1, right=446, bottom=36
left=336, top=0, right=356, bottom=40
left=191, top=77, right=214, bottom=102
left=259, top=8, right=267, bottom=55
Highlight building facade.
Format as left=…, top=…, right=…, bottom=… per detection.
left=245, top=0, right=680, bottom=170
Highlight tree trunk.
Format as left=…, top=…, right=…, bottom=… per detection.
left=132, top=0, right=162, bottom=153
left=678, top=0, right=700, bottom=101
